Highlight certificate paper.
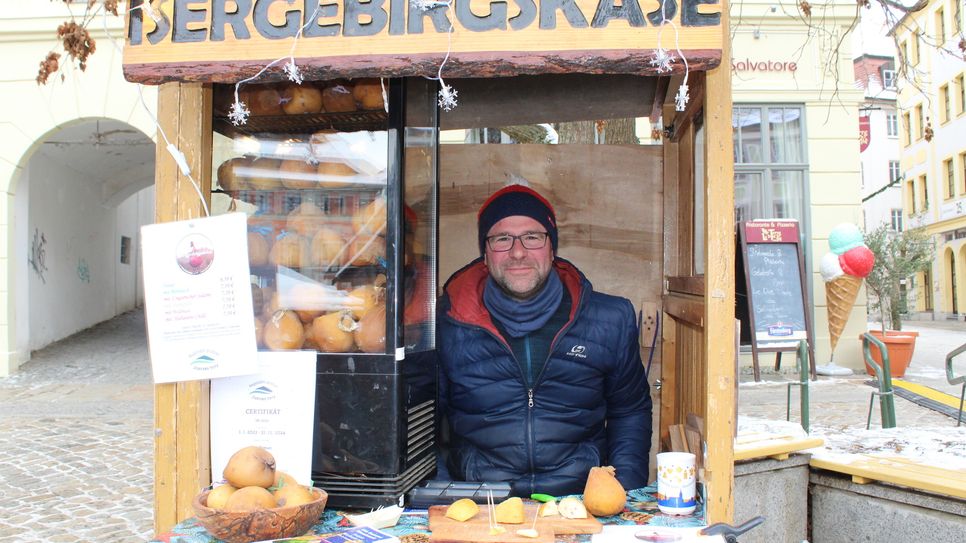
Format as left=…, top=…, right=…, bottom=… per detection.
left=210, top=351, right=317, bottom=485
left=141, top=213, right=257, bottom=383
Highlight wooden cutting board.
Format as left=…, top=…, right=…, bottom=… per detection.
left=428, top=504, right=602, bottom=543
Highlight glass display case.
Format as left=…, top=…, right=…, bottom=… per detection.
left=212, top=78, right=438, bottom=508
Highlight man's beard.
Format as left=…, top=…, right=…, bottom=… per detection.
left=493, top=268, right=549, bottom=301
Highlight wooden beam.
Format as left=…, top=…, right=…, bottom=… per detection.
left=663, top=294, right=705, bottom=328
left=153, top=82, right=213, bottom=535
left=702, top=0, right=736, bottom=525
left=667, top=276, right=706, bottom=297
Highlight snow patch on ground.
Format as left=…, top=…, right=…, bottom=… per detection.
left=738, top=377, right=857, bottom=388
left=901, top=366, right=948, bottom=380
left=807, top=424, right=966, bottom=469
left=738, top=415, right=966, bottom=470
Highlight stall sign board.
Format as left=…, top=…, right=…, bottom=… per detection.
left=738, top=220, right=815, bottom=378
left=210, top=351, right=317, bottom=485
left=141, top=212, right=258, bottom=383
left=122, top=0, right=724, bottom=83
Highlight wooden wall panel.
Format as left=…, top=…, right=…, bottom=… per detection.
left=438, top=144, right=663, bottom=310
left=673, top=322, right=707, bottom=427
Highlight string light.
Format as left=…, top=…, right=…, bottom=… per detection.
left=651, top=1, right=691, bottom=112
left=413, top=0, right=459, bottom=111
left=229, top=3, right=324, bottom=125
left=104, top=3, right=210, bottom=217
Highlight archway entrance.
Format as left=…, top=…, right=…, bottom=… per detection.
left=949, top=249, right=959, bottom=315
left=14, top=119, right=155, bottom=358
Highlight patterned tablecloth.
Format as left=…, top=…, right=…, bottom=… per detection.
left=152, top=486, right=705, bottom=543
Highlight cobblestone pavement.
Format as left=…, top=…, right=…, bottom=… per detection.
left=0, top=311, right=153, bottom=543
left=0, top=310, right=962, bottom=542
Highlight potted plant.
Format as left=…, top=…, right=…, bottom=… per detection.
left=861, top=224, right=935, bottom=377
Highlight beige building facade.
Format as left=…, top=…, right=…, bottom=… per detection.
left=732, top=1, right=868, bottom=370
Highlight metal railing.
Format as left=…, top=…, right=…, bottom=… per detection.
left=946, top=342, right=966, bottom=427
left=862, top=333, right=897, bottom=429
left=785, top=340, right=811, bottom=432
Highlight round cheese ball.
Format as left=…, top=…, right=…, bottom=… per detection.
left=310, top=227, right=348, bottom=268
left=278, top=159, right=320, bottom=190
left=322, top=84, right=357, bottom=112
left=312, top=311, right=357, bottom=353
left=263, top=310, right=305, bottom=350
left=269, top=233, right=309, bottom=268
left=317, top=161, right=356, bottom=189
left=242, top=86, right=284, bottom=116
left=286, top=202, right=326, bottom=238
left=352, top=78, right=384, bottom=110
left=280, top=83, right=323, bottom=114
left=244, top=158, right=281, bottom=191
left=217, top=157, right=252, bottom=192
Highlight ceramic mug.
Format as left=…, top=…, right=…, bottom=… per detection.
left=656, top=452, right=697, bottom=515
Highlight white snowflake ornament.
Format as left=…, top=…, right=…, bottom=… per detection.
left=650, top=48, right=675, bottom=74
left=675, top=83, right=690, bottom=112
left=228, top=100, right=250, bottom=126
left=284, top=59, right=303, bottom=84
left=438, top=83, right=458, bottom=112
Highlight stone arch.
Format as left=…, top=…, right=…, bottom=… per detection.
left=8, top=117, right=156, bottom=374
left=0, top=4, right=159, bottom=376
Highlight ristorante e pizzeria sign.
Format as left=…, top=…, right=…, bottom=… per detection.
left=122, top=0, right=723, bottom=83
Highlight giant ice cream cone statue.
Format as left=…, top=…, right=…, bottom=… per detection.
left=817, top=224, right=875, bottom=375
left=824, top=274, right=863, bottom=352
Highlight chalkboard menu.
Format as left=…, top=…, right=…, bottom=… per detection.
left=737, top=220, right=815, bottom=379
left=746, top=243, right=807, bottom=341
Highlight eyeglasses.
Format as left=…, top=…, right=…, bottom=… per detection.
left=485, top=232, right=549, bottom=252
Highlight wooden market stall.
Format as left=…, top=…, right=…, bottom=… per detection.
left=122, top=0, right=735, bottom=535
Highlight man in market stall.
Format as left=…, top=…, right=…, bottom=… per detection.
left=436, top=184, right=652, bottom=496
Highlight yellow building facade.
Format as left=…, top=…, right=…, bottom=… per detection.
left=895, top=0, right=966, bottom=320
left=732, top=1, right=868, bottom=369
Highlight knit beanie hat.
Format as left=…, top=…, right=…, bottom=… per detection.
left=477, top=185, right=557, bottom=254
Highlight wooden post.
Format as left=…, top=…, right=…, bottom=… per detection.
left=702, top=0, right=736, bottom=524
left=153, top=82, right=213, bottom=534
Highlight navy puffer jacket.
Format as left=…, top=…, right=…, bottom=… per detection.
left=437, top=257, right=652, bottom=496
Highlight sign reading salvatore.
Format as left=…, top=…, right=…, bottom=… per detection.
left=123, top=0, right=723, bottom=84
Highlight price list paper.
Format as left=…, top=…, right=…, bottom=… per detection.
left=141, top=213, right=257, bottom=383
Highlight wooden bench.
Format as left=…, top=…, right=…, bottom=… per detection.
left=734, top=432, right=823, bottom=462
left=809, top=454, right=966, bottom=499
